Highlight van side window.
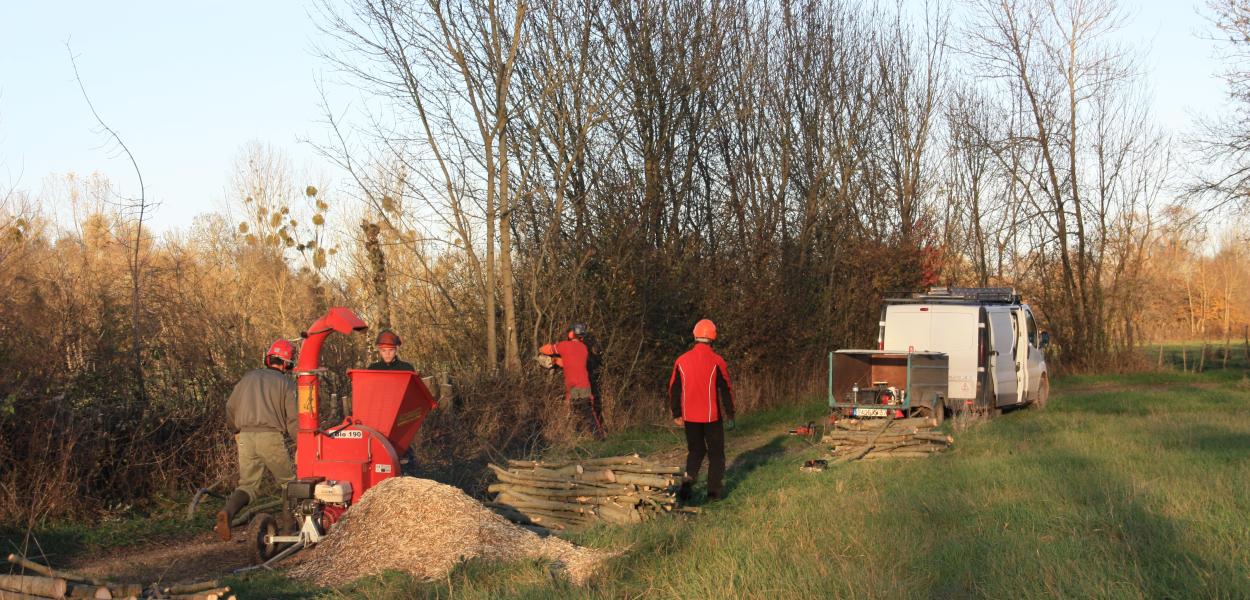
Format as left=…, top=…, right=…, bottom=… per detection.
left=1027, top=311, right=1038, bottom=347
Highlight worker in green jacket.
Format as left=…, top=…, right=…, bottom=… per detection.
left=215, top=339, right=299, bottom=541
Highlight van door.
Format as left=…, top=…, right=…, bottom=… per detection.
left=1012, top=308, right=1028, bottom=403
left=986, top=309, right=1018, bottom=406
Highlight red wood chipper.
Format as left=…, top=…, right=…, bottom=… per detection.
left=244, top=307, right=438, bottom=567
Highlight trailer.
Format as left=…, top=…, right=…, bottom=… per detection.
left=827, top=350, right=949, bottom=424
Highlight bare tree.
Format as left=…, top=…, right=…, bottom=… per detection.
left=68, top=45, right=154, bottom=402
left=1190, top=0, right=1250, bottom=208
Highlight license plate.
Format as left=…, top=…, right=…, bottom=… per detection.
left=853, top=408, right=888, bottom=417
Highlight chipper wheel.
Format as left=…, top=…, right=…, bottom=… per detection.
left=247, top=512, right=291, bottom=564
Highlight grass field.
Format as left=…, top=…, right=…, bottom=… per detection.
left=8, top=367, right=1250, bottom=598
left=224, top=368, right=1250, bottom=599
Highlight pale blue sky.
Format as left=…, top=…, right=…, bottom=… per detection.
left=0, top=1, right=1231, bottom=234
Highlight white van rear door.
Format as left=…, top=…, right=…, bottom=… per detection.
left=987, top=309, right=1018, bottom=406
left=883, top=307, right=932, bottom=351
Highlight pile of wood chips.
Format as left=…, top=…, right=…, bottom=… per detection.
left=288, top=476, right=612, bottom=587
left=823, top=417, right=953, bottom=462
left=487, top=454, right=692, bottom=532
left=2, top=555, right=229, bottom=600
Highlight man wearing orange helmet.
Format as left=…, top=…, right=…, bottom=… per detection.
left=368, top=330, right=415, bottom=371
left=539, top=323, right=606, bottom=440
left=669, top=318, right=736, bottom=502
left=216, top=339, right=299, bottom=541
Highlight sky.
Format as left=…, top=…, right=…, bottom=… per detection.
left=0, top=1, right=1233, bottom=235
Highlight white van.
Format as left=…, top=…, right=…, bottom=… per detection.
left=877, top=287, right=1050, bottom=416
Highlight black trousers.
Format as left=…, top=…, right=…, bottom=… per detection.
left=571, top=394, right=606, bottom=440
left=684, top=420, right=726, bottom=494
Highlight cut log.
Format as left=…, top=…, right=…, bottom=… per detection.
left=165, top=581, right=223, bottom=595
left=0, top=575, right=67, bottom=598
left=613, top=473, right=674, bottom=488
left=6, top=555, right=107, bottom=586
left=526, top=466, right=583, bottom=480
left=496, top=492, right=597, bottom=515
left=67, top=583, right=112, bottom=599
left=490, top=483, right=631, bottom=498
left=489, top=466, right=582, bottom=489
left=0, top=591, right=58, bottom=600
left=576, top=454, right=644, bottom=467
left=574, top=469, right=618, bottom=483
left=596, top=503, right=642, bottom=525
left=608, top=464, right=683, bottom=475
left=168, top=587, right=231, bottom=600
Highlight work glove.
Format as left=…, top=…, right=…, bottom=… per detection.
left=725, top=418, right=736, bottom=431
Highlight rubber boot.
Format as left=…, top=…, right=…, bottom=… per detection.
left=677, top=477, right=694, bottom=503
left=215, top=490, right=250, bottom=541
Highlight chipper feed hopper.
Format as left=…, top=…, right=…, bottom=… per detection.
left=245, top=307, right=438, bottom=566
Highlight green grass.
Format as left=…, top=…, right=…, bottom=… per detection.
left=305, top=370, right=1250, bottom=599
left=1149, top=341, right=1250, bottom=372
left=16, top=370, right=1250, bottom=598
left=0, top=493, right=215, bottom=563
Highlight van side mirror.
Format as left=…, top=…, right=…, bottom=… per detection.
left=1039, top=331, right=1050, bottom=348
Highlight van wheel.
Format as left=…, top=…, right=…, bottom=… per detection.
left=981, top=379, right=1000, bottom=418
left=1033, top=376, right=1050, bottom=410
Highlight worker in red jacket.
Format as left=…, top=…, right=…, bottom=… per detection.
left=540, top=323, right=606, bottom=440
left=669, top=318, right=735, bottom=502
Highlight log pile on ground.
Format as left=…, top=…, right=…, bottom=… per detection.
left=288, top=477, right=612, bottom=587
left=486, top=454, right=690, bottom=532
left=823, top=417, right=952, bottom=462
left=2, top=555, right=230, bottom=599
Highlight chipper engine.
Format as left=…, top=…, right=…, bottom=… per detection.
left=244, top=307, right=438, bottom=566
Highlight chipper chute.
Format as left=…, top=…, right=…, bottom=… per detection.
left=241, top=307, right=438, bottom=569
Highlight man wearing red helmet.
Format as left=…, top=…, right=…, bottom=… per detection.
left=539, top=323, right=606, bottom=440
left=368, top=330, right=415, bottom=371
left=215, top=339, right=299, bottom=541
left=669, top=318, right=735, bottom=502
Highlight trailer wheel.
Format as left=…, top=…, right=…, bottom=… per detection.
left=248, top=512, right=289, bottom=565
left=913, top=396, right=944, bottom=426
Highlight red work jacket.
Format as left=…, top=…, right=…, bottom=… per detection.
left=540, top=339, right=592, bottom=390
left=668, top=342, right=735, bottom=423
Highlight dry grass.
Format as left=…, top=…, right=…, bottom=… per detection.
left=288, top=477, right=613, bottom=588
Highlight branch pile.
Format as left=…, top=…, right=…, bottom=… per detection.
left=487, top=454, right=692, bottom=531
left=2, top=555, right=230, bottom=600
left=822, top=417, right=952, bottom=462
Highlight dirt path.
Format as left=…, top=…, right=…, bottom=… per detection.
left=66, top=426, right=811, bottom=585
left=67, top=531, right=255, bottom=586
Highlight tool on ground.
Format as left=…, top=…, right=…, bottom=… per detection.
left=788, top=421, right=817, bottom=437
left=237, top=307, right=438, bottom=570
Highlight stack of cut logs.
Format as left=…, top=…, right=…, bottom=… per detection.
left=487, top=454, right=692, bottom=531
left=823, top=417, right=952, bottom=462
left=3, top=554, right=232, bottom=600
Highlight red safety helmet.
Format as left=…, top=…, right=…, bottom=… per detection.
left=266, top=339, right=295, bottom=367
left=693, top=319, right=717, bottom=342
left=376, top=330, right=402, bottom=348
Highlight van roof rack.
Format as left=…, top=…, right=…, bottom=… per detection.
left=885, top=286, right=1021, bottom=305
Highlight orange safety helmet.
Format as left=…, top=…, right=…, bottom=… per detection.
left=266, top=339, right=295, bottom=367
left=376, top=330, right=402, bottom=348
left=693, top=319, right=717, bottom=342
